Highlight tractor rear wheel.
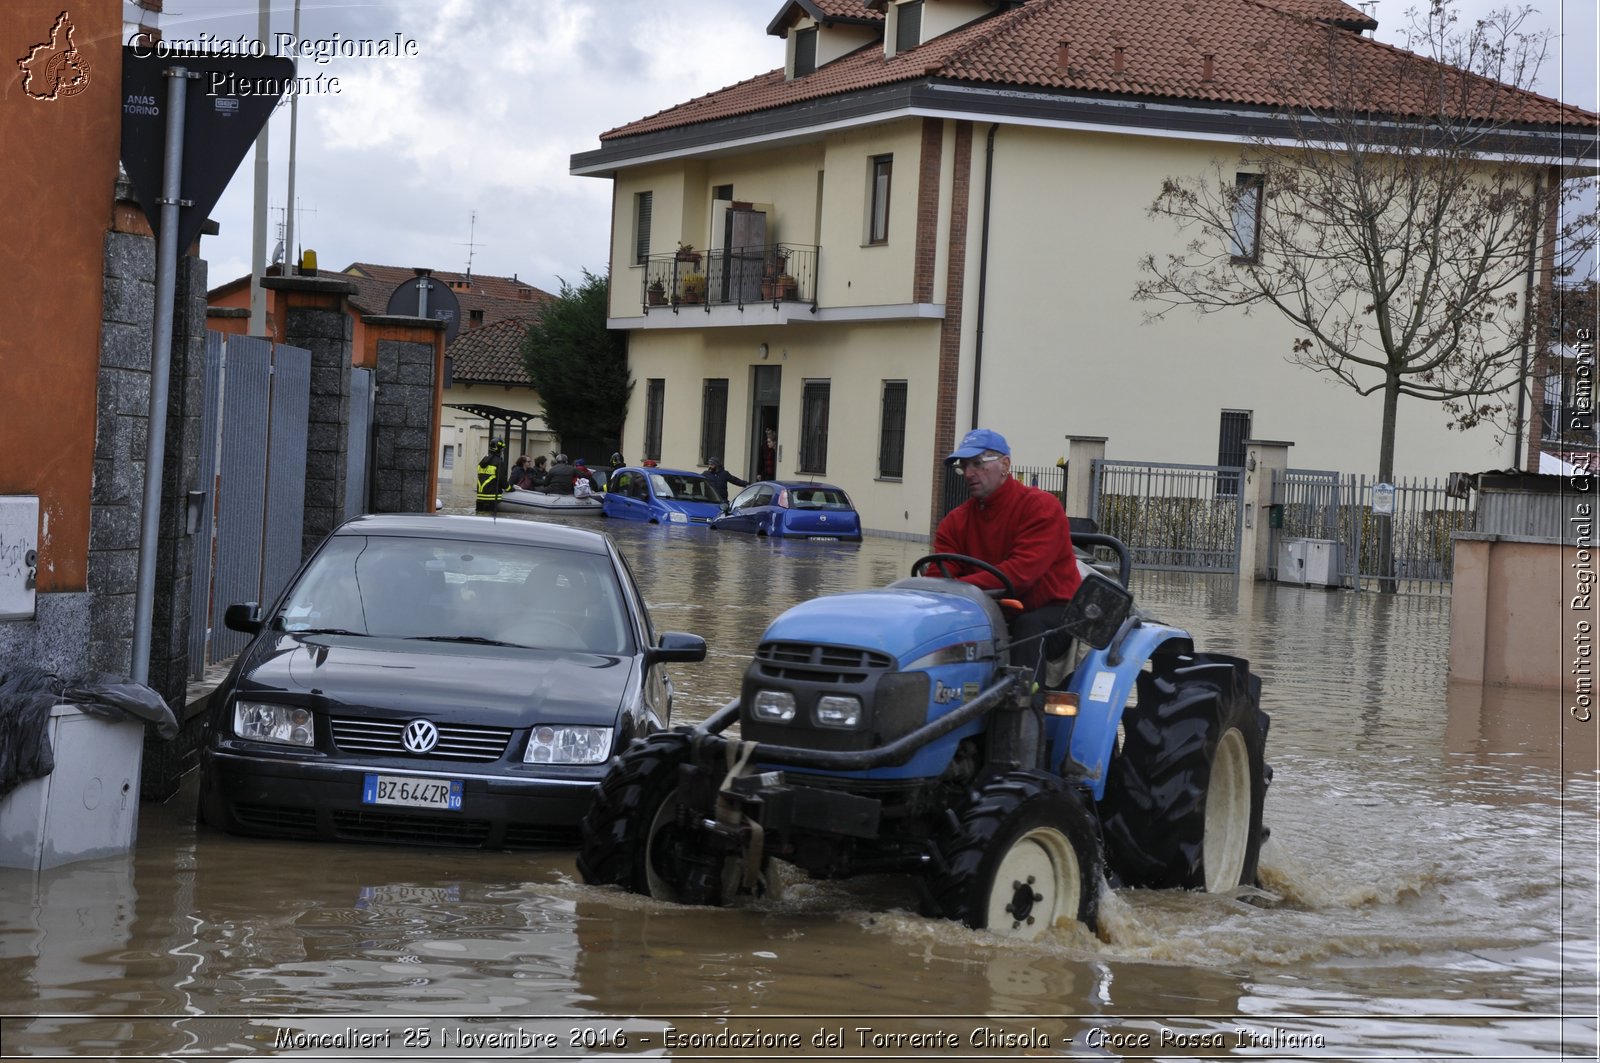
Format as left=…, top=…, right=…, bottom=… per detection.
left=578, top=731, right=705, bottom=902
left=932, top=771, right=1102, bottom=938
left=1098, top=653, right=1270, bottom=892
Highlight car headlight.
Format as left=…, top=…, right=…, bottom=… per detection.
left=234, top=700, right=314, bottom=747
left=668, top=511, right=689, bottom=524
left=524, top=725, right=613, bottom=765
left=752, top=690, right=796, bottom=722
left=815, top=695, right=862, bottom=728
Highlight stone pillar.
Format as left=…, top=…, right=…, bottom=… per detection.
left=1062, top=435, right=1107, bottom=522
left=1238, top=438, right=1293, bottom=582
left=91, top=181, right=209, bottom=799
left=363, top=316, right=446, bottom=513
left=263, top=275, right=358, bottom=555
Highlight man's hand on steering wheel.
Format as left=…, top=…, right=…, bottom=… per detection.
left=909, top=553, right=1017, bottom=600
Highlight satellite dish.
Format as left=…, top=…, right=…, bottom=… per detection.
left=386, top=271, right=462, bottom=344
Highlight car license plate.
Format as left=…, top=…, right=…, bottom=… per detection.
left=362, top=774, right=463, bottom=811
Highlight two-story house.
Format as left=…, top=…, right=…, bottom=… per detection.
left=571, top=0, right=1594, bottom=540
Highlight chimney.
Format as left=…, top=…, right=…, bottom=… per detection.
left=1202, top=52, right=1215, bottom=81
left=1112, top=46, right=1126, bottom=75
left=1057, top=41, right=1071, bottom=72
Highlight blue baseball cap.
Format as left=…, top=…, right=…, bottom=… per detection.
left=946, top=428, right=1010, bottom=464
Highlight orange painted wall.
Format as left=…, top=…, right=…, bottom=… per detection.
left=0, top=1, right=123, bottom=591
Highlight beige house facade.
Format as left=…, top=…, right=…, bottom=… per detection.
left=572, top=0, right=1595, bottom=541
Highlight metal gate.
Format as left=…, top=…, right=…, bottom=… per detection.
left=1088, top=459, right=1244, bottom=572
left=187, top=333, right=311, bottom=676
left=1272, top=470, right=1474, bottom=593
left=345, top=366, right=374, bottom=519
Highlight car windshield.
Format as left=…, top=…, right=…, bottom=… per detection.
left=651, top=473, right=719, bottom=503
left=787, top=488, right=853, bottom=509
left=277, top=534, right=633, bottom=654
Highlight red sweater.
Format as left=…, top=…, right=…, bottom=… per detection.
left=933, top=477, right=1081, bottom=609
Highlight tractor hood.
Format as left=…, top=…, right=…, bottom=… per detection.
left=759, top=585, right=1001, bottom=666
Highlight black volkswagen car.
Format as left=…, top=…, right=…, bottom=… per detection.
left=197, top=514, right=706, bottom=849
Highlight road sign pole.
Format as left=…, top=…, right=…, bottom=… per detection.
left=131, top=64, right=191, bottom=686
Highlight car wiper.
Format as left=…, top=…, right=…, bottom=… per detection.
left=290, top=626, right=364, bottom=636
left=407, top=635, right=521, bottom=647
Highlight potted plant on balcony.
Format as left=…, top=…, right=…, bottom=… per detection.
left=679, top=272, right=707, bottom=305
left=761, top=247, right=791, bottom=301
left=675, top=242, right=702, bottom=268
left=647, top=279, right=667, bottom=306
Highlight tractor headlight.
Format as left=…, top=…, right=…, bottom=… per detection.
left=815, top=695, right=862, bottom=729
left=752, top=690, right=796, bottom=722
left=524, top=725, right=613, bottom=765
left=234, top=701, right=314, bottom=747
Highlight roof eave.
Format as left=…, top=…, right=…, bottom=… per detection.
left=571, top=78, right=1598, bottom=177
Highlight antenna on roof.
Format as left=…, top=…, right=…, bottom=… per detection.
left=460, top=210, right=486, bottom=282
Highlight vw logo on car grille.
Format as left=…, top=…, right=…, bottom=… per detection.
left=402, top=720, right=440, bottom=754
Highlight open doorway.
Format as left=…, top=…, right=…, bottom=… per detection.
left=750, top=364, right=780, bottom=481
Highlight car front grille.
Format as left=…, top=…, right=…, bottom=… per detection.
left=232, top=803, right=319, bottom=836
left=329, top=717, right=513, bottom=761
left=331, top=808, right=493, bottom=847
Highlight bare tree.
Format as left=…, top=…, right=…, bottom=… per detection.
left=1135, top=1, right=1596, bottom=486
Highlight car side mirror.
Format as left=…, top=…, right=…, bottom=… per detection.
left=647, top=631, right=707, bottom=664
left=223, top=601, right=264, bottom=635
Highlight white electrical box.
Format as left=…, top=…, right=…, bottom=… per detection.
left=0, top=495, right=40, bottom=620
left=0, top=705, right=144, bottom=870
left=1277, top=537, right=1343, bottom=588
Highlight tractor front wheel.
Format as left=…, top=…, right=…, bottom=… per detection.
left=1098, top=653, right=1270, bottom=892
left=578, top=732, right=706, bottom=903
left=932, top=771, right=1102, bottom=938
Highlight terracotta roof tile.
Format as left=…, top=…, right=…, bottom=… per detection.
left=602, top=0, right=1596, bottom=141
left=446, top=315, right=535, bottom=386
left=342, top=262, right=556, bottom=325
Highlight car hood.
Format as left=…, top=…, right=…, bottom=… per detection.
left=239, top=632, right=634, bottom=724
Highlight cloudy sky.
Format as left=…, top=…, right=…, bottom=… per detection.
left=130, top=0, right=1598, bottom=298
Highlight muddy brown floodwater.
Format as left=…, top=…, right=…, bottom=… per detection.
left=2, top=511, right=1596, bottom=1060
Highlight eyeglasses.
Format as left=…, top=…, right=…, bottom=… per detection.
left=954, top=454, right=1005, bottom=472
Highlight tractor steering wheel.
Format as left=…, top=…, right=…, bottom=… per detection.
left=910, top=553, right=1017, bottom=600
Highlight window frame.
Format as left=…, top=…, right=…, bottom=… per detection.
left=1230, top=172, right=1263, bottom=264
left=798, top=380, right=831, bottom=474
left=878, top=380, right=907, bottom=480
left=894, top=0, right=923, bottom=54
left=1216, top=408, right=1252, bottom=496
left=700, top=378, right=729, bottom=465
left=793, top=26, right=818, bottom=77
left=867, top=155, right=893, bottom=245
left=644, top=378, right=665, bottom=461
left=633, top=190, right=653, bottom=267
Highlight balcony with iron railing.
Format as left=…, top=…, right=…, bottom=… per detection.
left=641, top=243, right=818, bottom=316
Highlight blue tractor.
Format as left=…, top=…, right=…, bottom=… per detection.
left=578, top=535, right=1269, bottom=939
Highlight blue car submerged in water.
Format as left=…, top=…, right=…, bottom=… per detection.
left=711, top=480, right=863, bottom=541
left=602, top=467, right=724, bottom=525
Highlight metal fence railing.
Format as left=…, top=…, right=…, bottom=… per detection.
left=640, top=243, right=819, bottom=313
left=1089, top=460, right=1244, bottom=573
left=1273, top=471, right=1476, bottom=594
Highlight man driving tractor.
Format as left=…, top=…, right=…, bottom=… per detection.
left=933, top=428, right=1081, bottom=678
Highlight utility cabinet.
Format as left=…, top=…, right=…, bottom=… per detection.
left=1277, top=537, right=1343, bottom=588
left=0, top=495, right=40, bottom=620
left=0, top=705, right=144, bottom=870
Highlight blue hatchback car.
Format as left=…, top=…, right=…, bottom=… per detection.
left=602, top=467, right=723, bottom=525
left=710, top=481, right=863, bottom=541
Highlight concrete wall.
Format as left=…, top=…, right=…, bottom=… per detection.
left=1449, top=532, right=1595, bottom=692
left=0, top=0, right=122, bottom=599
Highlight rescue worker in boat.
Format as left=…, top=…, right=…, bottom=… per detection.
left=476, top=438, right=508, bottom=512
